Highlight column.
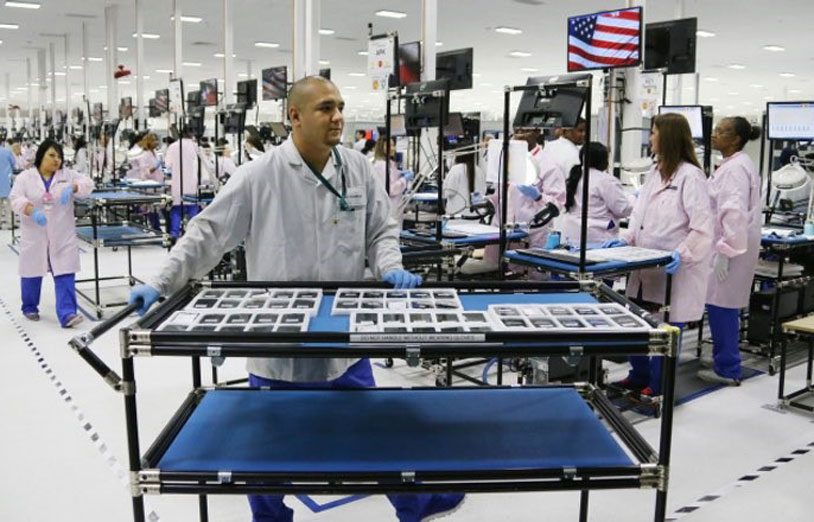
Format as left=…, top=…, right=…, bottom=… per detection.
left=421, top=0, right=437, bottom=81
left=135, top=0, right=145, bottom=129
left=105, top=3, right=119, bottom=119
left=223, top=0, right=234, bottom=105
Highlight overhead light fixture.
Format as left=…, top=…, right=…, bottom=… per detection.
left=763, top=45, right=785, bottom=52
left=87, top=57, right=103, bottom=62
left=118, top=80, right=131, bottom=85
left=520, top=67, right=538, bottom=72
left=170, top=15, right=203, bottom=23
left=348, top=72, right=365, bottom=77
left=763, top=96, right=773, bottom=100
left=780, top=72, right=796, bottom=78
left=89, top=89, right=99, bottom=93
left=479, top=83, right=493, bottom=87
left=727, top=64, right=746, bottom=70
left=435, top=42, right=443, bottom=47
left=509, top=50, right=532, bottom=57
left=254, top=41, right=280, bottom=48
left=318, top=28, right=335, bottom=35
left=117, top=46, right=128, bottom=52
left=213, top=52, right=237, bottom=58
left=183, top=61, right=201, bottom=67
left=375, top=10, right=407, bottom=19
left=54, top=71, right=66, bottom=76
left=343, top=86, right=358, bottom=90
left=98, top=85, right=107, bottom=89
left=318, top=59, right=330, bottom=65
left=495, top=26, right=522, bottom=35
left=727, top=91, right=740, bottom=96
left=0, top=23, right=21, bottom=29
left=357, top=50, right=369, bottom=56
left=789, top=89, right=803, bottom=94
left=696, top=30, right=715, bottom=38
left=704, top=77, right=718, bottom=82
left=132, top=32, right=160, bottom=39
left=70, top=65, right=85, bottom=70
left=750, top=84, right=763, bottom=88
left=5, top=1, right=39, bottom=9
left=238, top=73, right=248, bottom=78
left=155, top=68, right=174, bottom=74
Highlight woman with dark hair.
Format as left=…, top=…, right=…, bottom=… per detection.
left=604, top=113, right=714, bottom=396
left=561, top=141, right=633, bottom=246
left=372, top=138, right=412, bottom=229
left=9, top=138, right=94, bottom=327
left=444, top=150, right=486, bottom=216
left=243, top=134, right=266, bottom=163
left=72, top=135, right=89, bottom=174
left=127, top=131, right=162, bottom=182
left=699, top=117, right=762, bottom=385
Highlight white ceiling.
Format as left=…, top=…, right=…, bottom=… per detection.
left=1, top=0, right=813, bottom=121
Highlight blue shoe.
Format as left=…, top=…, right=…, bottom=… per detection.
left=420, top=494, right=465, bottom=522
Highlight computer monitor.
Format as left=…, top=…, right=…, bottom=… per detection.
left=404, top=79, right=450, bottom=130
left=200, top=78, right=218, bottom=106
left=148, top=99, right=160, bottom=118
left=658, top=105, right=704, bottom=140
left=767, top=102, right=814, bottom=140
left=269, top=121, right=288, bottom=139
left=512, top=74, right=589, bottom=130
left=390, top=41, right=421, bottom=88
left=187, top=90, right=202, bottom=110
left=155, top=89, right=169, bottom=114
left=120, top=97, right=133, bottom=119
left=444, top=112, right=465, bottom=137
left=71, top=107, right=84, bottom=125
left=92, top=102, right=104, bottom=124
left=222, top=103, right=247, bottom=134
left=644, top=17, right=697, bottom=74
left=389, top=113, right=407, bottom=137
left=186, top=106, right=206, bottom=138
left=237, top=79, right=257, bottom=109
left=435, top=47, right=473, bottom=90
left=567, top=6, right=642, bottom=72
left=318, top=68, right=331, bottom=80
left=262, top=66, right=288, bottom=101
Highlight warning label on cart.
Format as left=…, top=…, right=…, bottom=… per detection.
left=349, top=333, right=486, bottom=343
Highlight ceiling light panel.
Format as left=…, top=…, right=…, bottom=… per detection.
left=495, top=26, right=522, bottom=35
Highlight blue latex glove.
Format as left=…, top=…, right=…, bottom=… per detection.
left=128, top=284, right=161, bottom=316
left=401, top=170, right=414, bottom=182
left=60, top=185, right=74, bottom=205
left=382, top=269, right=423, bottom=289
left=517, top=184, right=541, bottom=201
left=31, top=208, right=47, bottom=227
left=601, top=238, right=627, bottom=248
left=665, top=251, right=681, bottom=275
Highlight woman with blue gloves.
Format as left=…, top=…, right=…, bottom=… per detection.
left=699, top=117, right=763, bottom=385
left=9, top=139, right=94, bottom=327
left=603, top=113, right=713, bottom=396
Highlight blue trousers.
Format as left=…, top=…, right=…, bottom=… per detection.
left=706, top=304, right=742, bottom=379
left=146, top=211, right=162, bottom=232
left=168, top=204, right=199, bottom=238
left=21, top=273, right=77, bottom=327
left=628, top=322, right=684, bottom=395
left=247, top=359, right=463, bottom=522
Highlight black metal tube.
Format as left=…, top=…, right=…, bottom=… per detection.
left=122, top=356, right=146, bottom=522
left=768, top=255, right=785, bottom=375
left=579, top=489, right=589, bottom=522
left=778, top=335, right=787, bottom=400
left=92, top=210, right=101, bottom=312
left=499, top=89, right=511, bottom=281
left=591, top=389, right=657, bottom=463
left=655, top=345, right=678, bottom=522
left=385, top=96, right=391, bottom=195
left=578, top=78, right=592, bottom=272
left=436, top=91, right=446, bottom=247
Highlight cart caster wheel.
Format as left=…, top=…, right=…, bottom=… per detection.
left=112, top=246, right=119, bottom=252
left=768, top=366, right=776, bottom=376
left=385, top=358, right=394, bottom=368
left=435, top=377, right=447, bottom=387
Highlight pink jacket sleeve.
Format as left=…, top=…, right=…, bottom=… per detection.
left=714, top=167, right=751, bottom=258
left=676, top=169, right=714, bottom=265
left=69, top=170, right=95, bottom=197
left=621, top=174, right=654, bottom=246
left=535, top=163, right=566, bottom=211
left=601, top=175, right=635, bottom=220
left=10, top=170, right=32, bottom=215
left=388, top=161, right=408, bottom=198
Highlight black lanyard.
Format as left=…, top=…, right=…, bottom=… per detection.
left=303, top=147, right=352, bottom=211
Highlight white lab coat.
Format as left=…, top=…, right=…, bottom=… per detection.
left=10, top=167, right=94, bottom=278
left=372, top=159, right=408, bottom=228
left=165, top=139, right=200, bottom=205
left=353, top=138, right=366, bottom=152
left=540, top=136, right=580, bottom=179
left=150, top=137, right=403, bottom=382
left=706, top=151, right=762, bottom=309
left=73, top=148, right=89, bottom=174
left=561, top=168, right=635, bottom=246
left=200, top=153, right=238, bottom=189
left=444, top=163, right=487, bottom=216
left=127, top=150, right=163, bottom=182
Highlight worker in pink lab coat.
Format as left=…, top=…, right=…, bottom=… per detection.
left=699, top=117, right=763, bottom=385
left=164, top=130, right=201, bottom=238
left=127, top=132, right=164, bottom=183
left=603, top=113, right=714, bottom=395
left=10, top=139, right=94, bottom=328
left=372, top=138, right=412, bottom=230
left=561, top=142, right=634, bottom=246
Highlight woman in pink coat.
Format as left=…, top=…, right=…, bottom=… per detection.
left=699, top=117, right=763, bottom=385
left=604, top=113, right=714, bottom=395
left=10, top=139, right=94, bottom=327
left=372, top=138, right=412, bottom=230
left=127, top=132, right=164, bottom=183
left=561, top=142, right=634, bottom=246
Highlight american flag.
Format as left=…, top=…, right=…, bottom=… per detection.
left=568, top=7, right=641, bottom=71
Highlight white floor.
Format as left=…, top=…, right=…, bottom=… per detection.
left=1, top=237, right=813, bottom=522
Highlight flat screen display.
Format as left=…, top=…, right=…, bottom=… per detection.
left=767, top=102, right=814, bottom=140
left=392, top=41, right=421, bottom=88
left=435, top=47, right=473, bottom=90
left=567, top=6, right=642, bottom=72
left=187, top=90, right=202, bottom=109
left=200, top=78, right=218, bottom=106
left=148, top=98, right=160, bottom=118
left=389, top=113, right=407, bottom=137
left=644, top=17, right=697, bottom=74
left=92, top=102, right=103, bottom=124
left=155, top=89, right=169, bottom=114
left=658, top=105, right=704, bottom=140
left=120, top=97, right=133, bottom=118
left=318, top=68, right=331, bottom=80
left=262, top=66, right=287, bottom=101
left=513, top=74, right=589, bottom=130
left=237, top=79, right=257, bottom=108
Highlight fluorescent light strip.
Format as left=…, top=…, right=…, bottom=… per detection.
left=117, top=46, right=128, bottom=52
left=132, top=33, right=160, bottom=39
left=155, top=69, right=174, bottom=74
left=495, top=26, right=522, bottom=35
left=87, top=57, right=103, bottom=62
left=375, top=10, right=407, bottom=19
left=696, top=30, right=715, bottom=38
left=763, top=45, right=785, bottom=52
left=254, top=41, right=280, bottom=48
left=727, top=64, right=745, bottom=70
left=318, top=28, right=335, bottom=35
left=5, top=1, right=40, bottom=9
left=357, top=50, right=368, bottom=56
left=348, top=72, right=365, bottom=77
left=182, top=62, right=201, bottom=67
left=318, top=60, right=330, bottom=65
left=780, top=72, right=796, bottom=78
left=0, top=23, right=21, bottom=29
left=170, top=15, right=203, bottom=23
left=213, top=53, right=237, bottom=58
left=509, top=51, right=531, bottom=57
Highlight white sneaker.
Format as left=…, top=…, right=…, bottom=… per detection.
left=697, top=369, right=740, bottom=386
left=63, top=314, right=84, bottom=328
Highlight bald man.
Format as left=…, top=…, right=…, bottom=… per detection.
left=129, top=76, right=461, bottom=522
